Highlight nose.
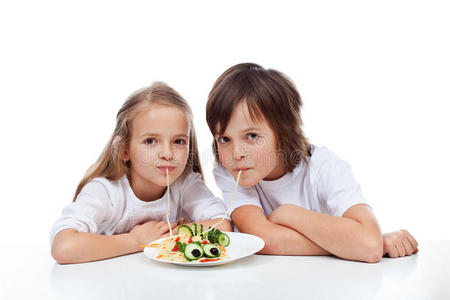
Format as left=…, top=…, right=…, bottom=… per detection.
left=231, top=141, right=246, bottom=161
left=159, top=142, right=173, bottom=161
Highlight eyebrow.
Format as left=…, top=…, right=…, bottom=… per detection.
left=240, top=127, right=263, bottom=133
left=214, top=127, right=263, bottom=137
left=140, top=133, right=189, bottom=138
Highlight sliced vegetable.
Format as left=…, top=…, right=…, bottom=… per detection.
left=191, top=223, right=197, bottom=236
left=199, top=224, right=203, bottom=236
left=184, top=243, right=204, bottom=261
left=207, top=230, right=216, bottom=243
left=203, top=244, right=222, bottom=258
left=217, top=232, right=230, bottom=247
left=178, top=225, right=193, bottom=236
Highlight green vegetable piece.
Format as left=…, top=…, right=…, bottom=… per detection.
left=178, top=225, right=193, bottom=236
left=176, top=242, right=187, bottom=253
left=199, top=224, right=203, bottom=236
left=191, top=223, right=197, bottom=236
left=207, top=230, right=216, bottom=243
left=184, top=243, right=204, bottom=261
left=203, top=244, right=221, bottom=258
left=218, top=232, right=230, bottom=247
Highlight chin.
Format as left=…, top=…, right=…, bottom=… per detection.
left=238, top=177, right=260, bottom=188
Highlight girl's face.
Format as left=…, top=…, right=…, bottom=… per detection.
left=124, top=104, right=189, bottom=197
left=215, top=101, right=286, bottom=187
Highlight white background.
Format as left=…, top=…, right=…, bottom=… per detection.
left=1, top=0, right=449, bottom=250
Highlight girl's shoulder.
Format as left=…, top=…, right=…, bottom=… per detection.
left=175, top=171, right=204, bottom=191
left=77, top=175, right=128, bottom=202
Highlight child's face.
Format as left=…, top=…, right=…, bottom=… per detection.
left=215, top=101, right=286, bottom=187
left=125, top=104, right=189, bottom=189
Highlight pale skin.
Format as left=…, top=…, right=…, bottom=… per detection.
left=216, top=101, right=418, bottom=263
left=52, top=104, right=231, bottom=264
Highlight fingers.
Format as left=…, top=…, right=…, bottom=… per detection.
left=384, top=229, right=419, bottom=258
left=402, top=229, right=419, bottom=252
left=401, top=238, right=414, bottom=256
left=387, top=244, right=399, bottom=258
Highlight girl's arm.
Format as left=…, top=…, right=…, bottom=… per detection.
left=269, top=204, right=383, bottom=263
left=51, top=220, right=175, bottom=264
left=231, top=205, right=330, bottom=256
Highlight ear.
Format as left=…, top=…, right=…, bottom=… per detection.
left=121, top=148, right=130, bottom=162
left=113, top=136, right=129, bottom=161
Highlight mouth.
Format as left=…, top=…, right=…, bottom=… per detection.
left=233, top=167, right=251, bottom=173
left=158, top=166, right=176, bottom=172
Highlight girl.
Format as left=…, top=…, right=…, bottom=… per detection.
left=51, top=82, right=231, bottom=264
left=206, top=63, right=418, bottom=263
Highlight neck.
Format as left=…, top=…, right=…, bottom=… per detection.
left=263, top=165, right=287, bottom=181
left=128, top=173, right=166, bottom=202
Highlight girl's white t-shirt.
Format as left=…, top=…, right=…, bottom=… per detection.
left=213, top=146, right=367, bottom=219
left=50, top=172, right=228, bottom=245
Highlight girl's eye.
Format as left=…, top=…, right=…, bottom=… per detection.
left=247, top=133, right=258, bottom=141
left=144, top=138, right=156, bottom=145
left=174, top=139, right=186, bottom=145
left=217, top=136, right=229, bottom=144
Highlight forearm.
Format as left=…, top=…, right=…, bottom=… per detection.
left=270, top=205, right=382, bottom=262
left=255, top=221, right=330, bottom=256
left=51, top=229, right=139, bottom=264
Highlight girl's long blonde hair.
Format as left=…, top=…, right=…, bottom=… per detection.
left=73, top=82, right=203, bottom=201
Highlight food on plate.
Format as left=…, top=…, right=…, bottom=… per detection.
left=149, top=223, right=230, bottom=263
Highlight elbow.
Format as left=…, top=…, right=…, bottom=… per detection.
left=51, top=240, right=78, bottom=264
left=51, top=232, right=79, bottom=264
left=255, top=233, right=279, bottom=255
left=360, top=235, right=383, bottom=263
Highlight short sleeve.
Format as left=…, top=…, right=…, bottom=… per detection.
left=180, top=172, right=230, bottom=221
left=316, top=159, right=367, bottom=217
left=213, top=166, right=262, bottom=217
left=49, top=180, right=113, bottom=245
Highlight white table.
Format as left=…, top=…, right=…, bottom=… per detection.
left=1, top=240, right=449, bottom=299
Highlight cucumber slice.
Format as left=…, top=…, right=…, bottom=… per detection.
left=207, top=230, right=216, bottom=243
left=213, top=229, right=222, bottom=244
left=184, top=243, right=204, bottom=261
left=191, top=223, right=197, bottom=236
left=199, top=224, right=203, bottom=236
left=178, top=225, right=193, bottom=236
left=218, top=232, right=230, bottom=247
left=203, top=244, right=222, bottom=258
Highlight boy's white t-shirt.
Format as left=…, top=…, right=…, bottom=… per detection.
left=50, top=172, right=228, bottom=245
left=213, top=146, right=367, bottom=219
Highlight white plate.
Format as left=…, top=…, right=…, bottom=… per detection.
left=143, top=232, right=265, bottom=267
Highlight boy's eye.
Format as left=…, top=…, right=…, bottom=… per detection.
left=217, top=136, right=229, bottom=144
left=174, top=139, right=187, bottom=145
left=247, top=133, right=258, bottom=141
left=144, top=138, right=156, bottom=145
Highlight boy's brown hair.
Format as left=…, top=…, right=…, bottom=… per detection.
left=206, top=63, right=311, bottom=172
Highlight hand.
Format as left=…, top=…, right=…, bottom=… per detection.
left=129, top=220, right=176, bottom=247
left=383, top=229, right=419, bottom=258
left=268, top=204, right=297, bottom=225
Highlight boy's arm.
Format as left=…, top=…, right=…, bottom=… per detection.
left=231, top=205, right=330, bottom=255
left=269, top=204, right=383, bottom=263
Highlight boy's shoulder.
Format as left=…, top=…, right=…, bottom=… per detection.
left=308, top=146, right=349, bottom=175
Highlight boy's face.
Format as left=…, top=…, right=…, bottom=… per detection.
left=215, top=101, right=287, bottom=187
left=124, top=104, right=189, bottom=193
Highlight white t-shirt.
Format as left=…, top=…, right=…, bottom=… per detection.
left=50, top=172, right=228, bottom=245
left=213, top=146, right=367, bottom=219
